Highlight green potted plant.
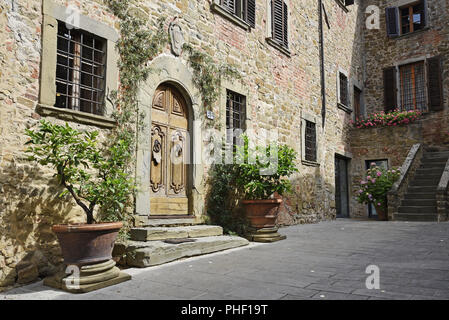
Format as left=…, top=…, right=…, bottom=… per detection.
left=25, top=120, right=133, bottom=292
left=234, top=136, right=298, bottom=242
left=356, top=163, right=401, bottom=221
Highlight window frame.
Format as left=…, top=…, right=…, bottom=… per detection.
left=55, top=21, right=108, bottom=116
left=266, top=0, right=291, bottom=56
left=301, top=112, right=320, bottom=167
left=399, top=1, right=426, bottom=35
left=211, top=0, right=254, bottom=31
left=398, top=60, right=427, bottom=112
left=386, top=0, right=428, bottom=38
left=225, top=89, right=247, bottom=147
left=38, top=0, right=119, bottom=128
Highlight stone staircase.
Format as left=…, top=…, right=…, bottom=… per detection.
left=113, top=218, right=249, bottom=268
left=395, top=149, right=449, bottom=222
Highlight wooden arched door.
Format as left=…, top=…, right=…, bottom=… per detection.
left=150, top=84, right=189, bottom=216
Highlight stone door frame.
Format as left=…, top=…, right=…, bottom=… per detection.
left=135, top=55, right=204, bottom=219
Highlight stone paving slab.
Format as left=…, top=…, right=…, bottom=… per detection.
left=1, top=219, right=449, bottom=300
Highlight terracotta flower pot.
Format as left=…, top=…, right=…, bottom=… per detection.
left=52, top=222, right=123, bottom=266
left=374, top=205, right=388, bottom=221
left=241, top=199, right=283, bottom=228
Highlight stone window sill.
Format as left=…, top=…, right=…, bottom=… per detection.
left=211, top=3, right=251, bottom=31
left=36, top=104, right=116, bottom=129
left=391, top=27, right=430, bottom=40
left=337, top=102, right=353, bottom=114
left=266, top=38, right=291, bottom=57
left=302, top=159, right=320, bottom=167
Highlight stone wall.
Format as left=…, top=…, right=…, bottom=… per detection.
left=363, top=0, right=449, bottom=117
left=0, top=0, right=364, bottom=291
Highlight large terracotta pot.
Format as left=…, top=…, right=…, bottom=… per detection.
left=52, top=222, right=123, bottom=266
left=241, top=199, right=283, bottom=228
left=374, top=205, right=388, bottom=221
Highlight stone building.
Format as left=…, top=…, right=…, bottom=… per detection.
left=0, top=0, right=447, bottom=290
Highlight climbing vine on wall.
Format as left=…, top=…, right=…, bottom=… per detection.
left=182, top=44, right=241, bottom=110
left=102, top=1, right=241, bottom=235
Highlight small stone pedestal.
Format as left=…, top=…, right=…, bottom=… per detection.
left=245, top=227, right=287, bottom=243
left=44, top=259, right=131, bottom=294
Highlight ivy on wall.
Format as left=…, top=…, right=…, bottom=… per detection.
left=103, top=0, right=240, bottom=230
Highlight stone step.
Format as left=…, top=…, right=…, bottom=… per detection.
left=410, top=178, right=440, bottom=186
left=401, top=199, right=436, bottom=207
left=134, top=216, right=201, bottom=228
left=407, top=186, right=437, bottom=193
left=394, top=213, right=438, bottom=222
left=404, top=193, right=436, bottom=200
left=420, top=159, right=448, bottom=166
left=398, top=206, right=437, bottom=214
left=414, top=173, right=442, bottom=179
left=114, top=236, right=249, bottom=268
left=415, top=168, right=444, bottom=175
left=422, top=151, right=449, bottom=158
left=130, top=225, right=223, bottom=241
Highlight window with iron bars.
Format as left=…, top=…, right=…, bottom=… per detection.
left=305, top=121, right=317, bottom=163
left=399, top=61, right=426, bottom=111
left=226, top=90, right=246, bottom=147
left=339, top=72, right=349, bottom=107
left=55, top=21, right=107, bottom=115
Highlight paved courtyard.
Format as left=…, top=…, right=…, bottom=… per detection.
left=1, top=219, right=449, bottom=300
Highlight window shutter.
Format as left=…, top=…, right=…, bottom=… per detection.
left=385, top=7, right=399, bottom=37
left=283, top=2, right=288, bottom=47
left=383, top=67, right=397, bottom=113
left=422, top=0, right=428, bottom=27
left=246, top=0, right=256, bottom=28
left=271, top=0, right=284, bottom=44
left=221, top=0, right=235, bottom=14
left=427, top=56, right=444, bottom=112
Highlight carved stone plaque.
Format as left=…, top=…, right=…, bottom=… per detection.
left=169, top=22, right=184, bottom=56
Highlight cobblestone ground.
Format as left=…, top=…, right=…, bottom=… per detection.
left=1, top=219, right=449, bottom=300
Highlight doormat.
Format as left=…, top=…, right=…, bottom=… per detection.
left=164, top=238, right=197, bottom=244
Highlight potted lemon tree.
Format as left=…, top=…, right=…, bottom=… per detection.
left=25, top=120, right=133, bottom=292
left=234, top=136, right=298, bottom=242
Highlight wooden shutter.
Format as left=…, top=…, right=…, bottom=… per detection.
left=283, top=2, right=288, bottom=47
left=246, top=0, right=256, bottom=28
left=385, top=7, right=399, bottom=37
left=383, top=67, right=397, bottom=113
left=272, top=0, right=284, bottom=45
left=427, top=56, right=444, bottom=112
left=221, top=0, right=235, bottom=14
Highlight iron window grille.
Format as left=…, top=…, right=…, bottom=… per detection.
left=226, top=90, right=246, bottom=146
left=55, top=21, right=107, bottom=115
left=305, top=121, right=317, bottom=163
left=339, top=72, right=349, bottom=107
left=399, top=61, right=426, bottom=111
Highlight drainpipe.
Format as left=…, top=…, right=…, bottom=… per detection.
left=318, top=0, right=326, bottom=128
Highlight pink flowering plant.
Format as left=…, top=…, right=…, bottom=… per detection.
left=355, top=163, right=401, bottom=210
left=351, top=109, right=422, bottom=129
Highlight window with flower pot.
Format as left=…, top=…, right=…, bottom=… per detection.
left=383, top=56, right=443, bottom=113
